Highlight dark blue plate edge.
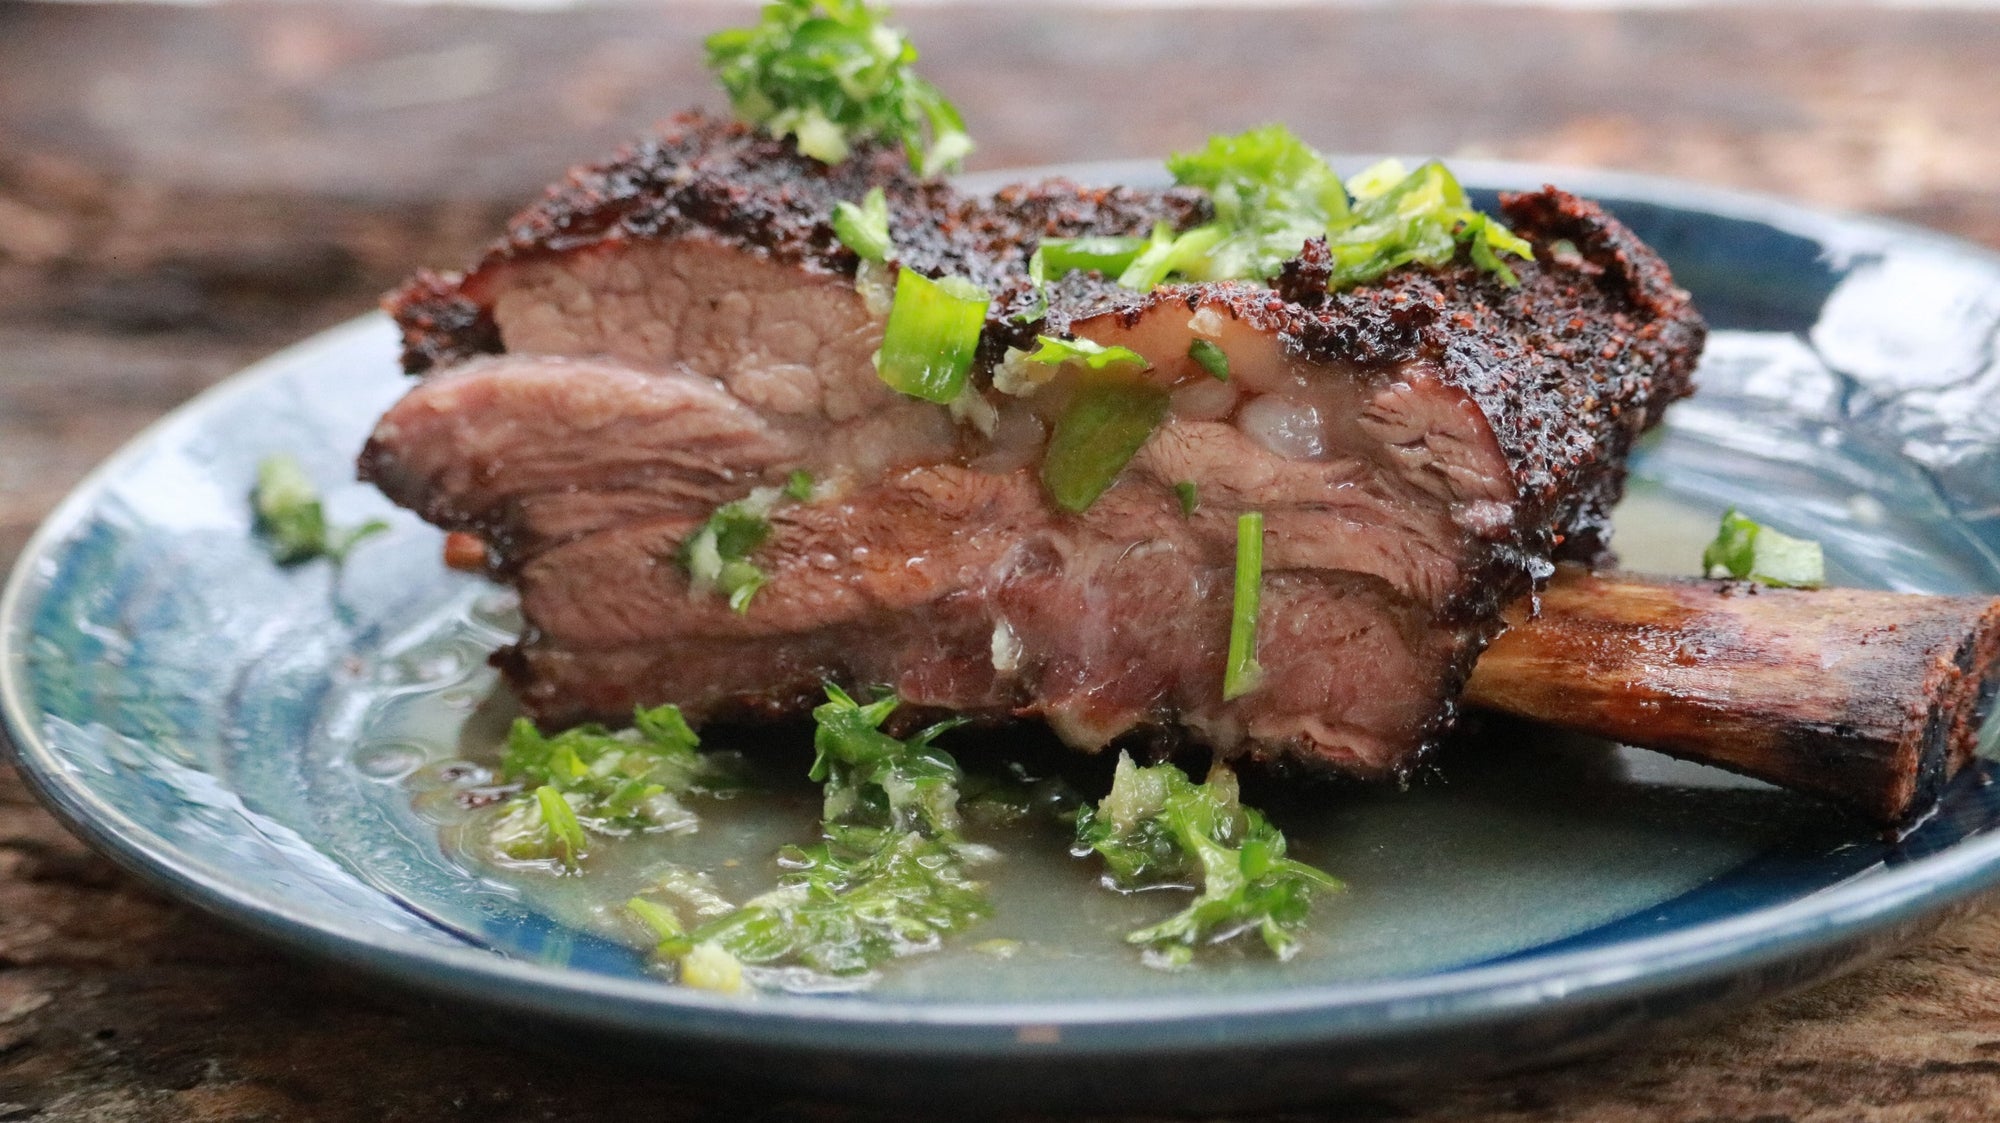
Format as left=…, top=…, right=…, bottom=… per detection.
left=2, top=168, right=1999, bottom=1066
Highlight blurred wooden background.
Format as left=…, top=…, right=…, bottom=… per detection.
left=4, top=3, right=2000, bottom=1120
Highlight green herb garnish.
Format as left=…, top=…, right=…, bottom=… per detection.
left=1036, top=234, right=1150, bottom=279
left=874, top=270, right=991, bottom=403
left=252, top=454, right=388, bottom=566
left=1040, top=378, right=1172, bottom=514
left=681, top=488, right=784, bottom=613
left=1117, top=221, right=1228, bottom=292
left=705, top=0, right=972, bottom=175
left=1322, top=158, right=1533, bottom=290
left=1224, top=512, right=1265, bottom=700
left=637, top=687, right=991, bottom=982
left=832, top=186, right=892, bottom=263
left=1112, top=125, right=1530, bottom=294
left=1075, top=753, right=1339, bottom=965
left=1175, top=481, right=1200, bottom=518
left=1156, top=124, right=1352, bottom=284
left=487, top=703, right=721, bottom=870
left=1701, top=508, right=1826, bottom=588
left=784, top=469, right=818, bottom=502
left=1019, top=334, right=1151, bottom=373
left=1187, top=338, right=1229, bottom=380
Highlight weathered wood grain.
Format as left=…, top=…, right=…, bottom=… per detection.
left=4, top=3, right=2000, bottom=1119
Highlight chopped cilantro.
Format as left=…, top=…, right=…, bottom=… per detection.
left=1075, top=753, right=1340, bottom=965
left=705, top=0, right=972, bottom=175
left=1158, top=124, right=1351, bottom=284
left=252, top=454, right=387, bottom=566
left=1701, top=508, right=1826, bottom=588
left=1114, top=125, right=1530, bottom=294
left=784, top=469, right=818, bottom=502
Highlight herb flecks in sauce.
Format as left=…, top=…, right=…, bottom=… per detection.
left=628, top=687, right=992, bottom=986
left=485, top=703, right=727, bottom=873
left=1076, top=753, right=1340, bottom=967
left=252, top=454, right=388, bottom=566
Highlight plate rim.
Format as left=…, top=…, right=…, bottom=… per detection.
left=6, top=160, right=2000, bottom=1060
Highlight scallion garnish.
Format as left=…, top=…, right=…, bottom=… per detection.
left=1021, top=334, right=1151, bottom=372
left=832, top=187, right=892, bottom=263
left=874, top=270, right=990, bottom=403
left=1112, top=125, right=1531, bottom=294
left=784, top=469, right=817, bottom=502
left=1224, top=512, right=1265, bottom=700
left=252, top=454, right=388, bottom=566
left=535, top=787, right=589, bottom=872
left=1175, top=481, right=1199, bottom=518
left=705, top=0, right=972, bottom=175
left=1321, top=159, right=1534, bottom=291
left=1701, top=508, right=1826, bottom=588
left=1040, top=379, right=1171, bottom=514
left=1036, top=234, right=1150, bottom=279
left=1117, top=222, right=1226, bottom=292
left=1188, top=339, right=1229, bottom=381
left=1159, top=124, right=1351, bottom=285
left=682, top=488, right=784, bottom=612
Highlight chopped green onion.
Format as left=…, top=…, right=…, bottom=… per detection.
left=1040, top=378, right=1171, bottom=514
left=832, top=187, right=892, bottom=263
left=1075, top=753, right=1340, bottom=962
left=1321, top=159, right=1532, bottom=290
left=681, top=488, right=784, bottom=612
left=1021, top=334, right=1151, bottom=372
left=252, top=454, right=388, bottom=566
left=874, top=271, right=990, bottom=403
left=1117, top=222, right=1227, bottom=292
left=1224, top=512, right=1265, bottom=700
left=484, top=701, right=723, bottom=872
left=1159, top=123, right=1351, bottom=284
left=1120, top=125, right=1531, bottom=293
left=1187, top=339, right=1229, bottom=381
left=1175, top=481, right=1200, bottom=518
left=784, top=469, right=817, bottom=502
left=1701, top=508, right=1825, bottom=588
left=536, top=787, right=588, bottom=872
left=705, top=0, right=972, bottom=175
left=626, top=897, right=686, bottom=946
left=1037, top=234, right=1149, bottom=279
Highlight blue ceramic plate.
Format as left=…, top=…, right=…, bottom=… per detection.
left=6, top=163, right=2000, bottom=1113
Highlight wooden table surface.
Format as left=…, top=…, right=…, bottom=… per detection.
left=5, top=3, right=2000, bottom=1119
